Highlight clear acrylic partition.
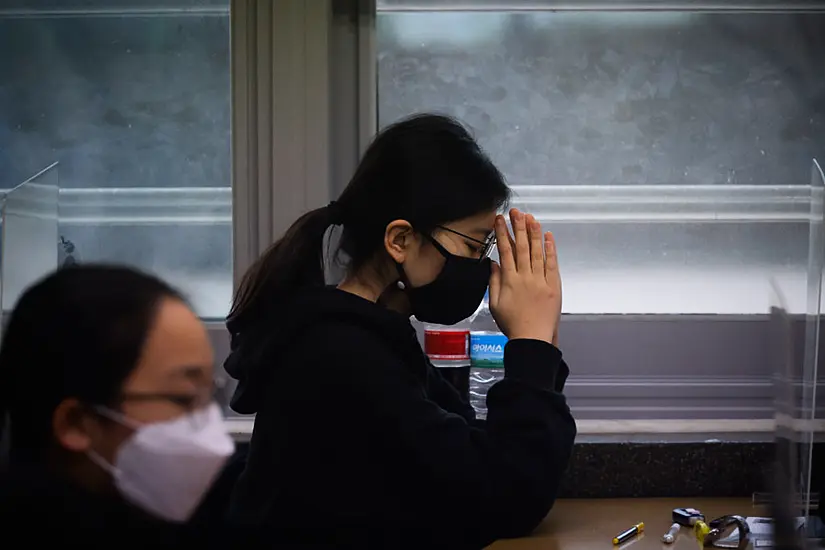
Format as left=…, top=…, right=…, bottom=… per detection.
left=802, top=160, right=824, bottom=524
left=0, top=163, right=59, bottom=317
left=804, top=160, right=825, bottom=544
left=770, top=278, right=799, bottom=548
left=771, top=159, right=824, bottom=548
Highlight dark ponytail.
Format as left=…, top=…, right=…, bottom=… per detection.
left=227, top=113, right=510, bottom=337
left=227, top=205, right=338, bottom=336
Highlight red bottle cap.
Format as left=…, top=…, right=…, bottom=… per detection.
left=424, top=329, right=469, bottom=360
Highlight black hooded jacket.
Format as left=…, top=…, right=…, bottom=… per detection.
left=0, top=463, right=239, bottom=545
left=225, top=287, right=576, bottom=548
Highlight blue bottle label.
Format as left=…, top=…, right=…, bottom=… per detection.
left=470, top=332, right=507, bottom=369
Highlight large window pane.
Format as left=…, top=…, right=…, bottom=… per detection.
left=0, top=1, right=231, bottom=319
left=376, top=9, right=825, bottom=314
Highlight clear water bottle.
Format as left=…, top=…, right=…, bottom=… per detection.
left=423, top=324, right=471, bottom=403
left=468, top=290, right=507, bottom=419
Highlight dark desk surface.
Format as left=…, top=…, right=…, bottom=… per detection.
left=490, top=498, right=757, bottom=549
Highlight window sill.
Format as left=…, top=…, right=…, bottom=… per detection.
left=222, top=417, right=780, bottom=443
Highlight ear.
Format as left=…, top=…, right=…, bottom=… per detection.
left=383, top=219, right=416, bottom=264
left=52, top=398, right=97, bottom=453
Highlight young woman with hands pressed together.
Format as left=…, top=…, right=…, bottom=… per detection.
left=223, top=114, right=575, bottom=548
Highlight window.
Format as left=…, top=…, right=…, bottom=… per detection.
left=7, top=1, right=817, bottom=424
left=372, top=2, right=825, bottom=423
left=376, top=5, right=825, bottom=315
left=0, top=0, right=232, bottom=319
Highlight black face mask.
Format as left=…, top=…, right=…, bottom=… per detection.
left=399, top=236, right=492, bottom=326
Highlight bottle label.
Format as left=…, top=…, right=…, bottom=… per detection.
left=470, top=332, right=507, bottom=369
left=425, top=329, right=469, bottom=361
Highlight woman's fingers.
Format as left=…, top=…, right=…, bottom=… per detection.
left=545, top=231, right=558, bottom=278
left=489, top=261, right=501, bottom=306
left=489, top=214, right=561, bottom=345
left=495, top=215, right=516, bottom=272
left=510, top=209, right=530, bottom=271
left=528, top=214, right=544, bottom=274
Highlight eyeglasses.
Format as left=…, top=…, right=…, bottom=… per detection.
left=119, top=382, right=217, bottom=413
left=435, top=225, right=497, bottom=262
left=108, top=384, right=218, bottom=429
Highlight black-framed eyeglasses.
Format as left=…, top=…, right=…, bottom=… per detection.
left=119, top=382, right=217, bottom=412
left=435, top=225, right=497, bottom=261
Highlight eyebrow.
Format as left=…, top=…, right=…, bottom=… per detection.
left=471, top=227, right=495, bottom=240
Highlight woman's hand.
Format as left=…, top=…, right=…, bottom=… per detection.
left=489, top=209, right=562, bottom=346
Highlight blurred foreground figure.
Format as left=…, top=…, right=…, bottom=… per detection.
left=0, top=265, right=234, bottom=534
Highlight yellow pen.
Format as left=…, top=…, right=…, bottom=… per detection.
left=613, top=522, right=645, bottom=545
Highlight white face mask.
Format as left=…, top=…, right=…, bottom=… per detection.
left=87, top=402, right=235, bottom=522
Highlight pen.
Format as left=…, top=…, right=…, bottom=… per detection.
left=613, top=522, right=645, bottom=545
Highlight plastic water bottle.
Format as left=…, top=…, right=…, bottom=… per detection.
left=468, top=290, right=507, bottom=419
left=423, top=323, right=470, bottom=403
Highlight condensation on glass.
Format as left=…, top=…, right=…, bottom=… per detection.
left=0, top=163, right=59, bottom=318
left=0, top=1, right=232, bottom=319
left=376, top=7, right=825, bottom=314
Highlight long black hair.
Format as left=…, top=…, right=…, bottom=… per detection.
left=227, top=113, right=511, bottom=336
left=0, top=265, right=184, bottom=463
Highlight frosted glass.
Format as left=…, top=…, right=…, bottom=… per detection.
left=377, top=11, right=825, bottom=314
left=0, top=3, right=231, bottom=319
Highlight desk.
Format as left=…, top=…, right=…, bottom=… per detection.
left=491, top=498, right=757, bottom=549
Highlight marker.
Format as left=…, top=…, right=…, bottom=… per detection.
left=613, top=522, right=644, bottom=545
left=662, top=523, right=680, bottom=544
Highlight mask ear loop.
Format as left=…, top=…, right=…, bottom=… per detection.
left=393, top=231, right=452, bottom=292
left=424, top=234, right=452, bottom=259
left=86, top=448, right=118, bottom=476
left=94, top=406, right=141, bottom=430
left=84, top=405, right=139, bottom=478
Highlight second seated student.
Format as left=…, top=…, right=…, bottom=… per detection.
left=224, top=113, right=576, bottom=547
left=0, top=266, right=236, bottom=542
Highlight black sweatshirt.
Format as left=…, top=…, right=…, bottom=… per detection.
left=225, top=287, right=576, bottom=548
left=0, top=463, right=264, bottom=546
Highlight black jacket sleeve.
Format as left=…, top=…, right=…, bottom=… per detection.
left=426, top=344, right=572, bottom=425
left=332, top=334, right=576, bottom=547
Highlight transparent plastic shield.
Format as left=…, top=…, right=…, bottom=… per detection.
left=800, top=159, right=823, bottom=522
left=771, top=278, right=802, bottom=549
left=0, top=162, right=59, bottom=316
left=772, top=159, right=825, bottom=549
left=806, top=161, right=825, bottom=542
